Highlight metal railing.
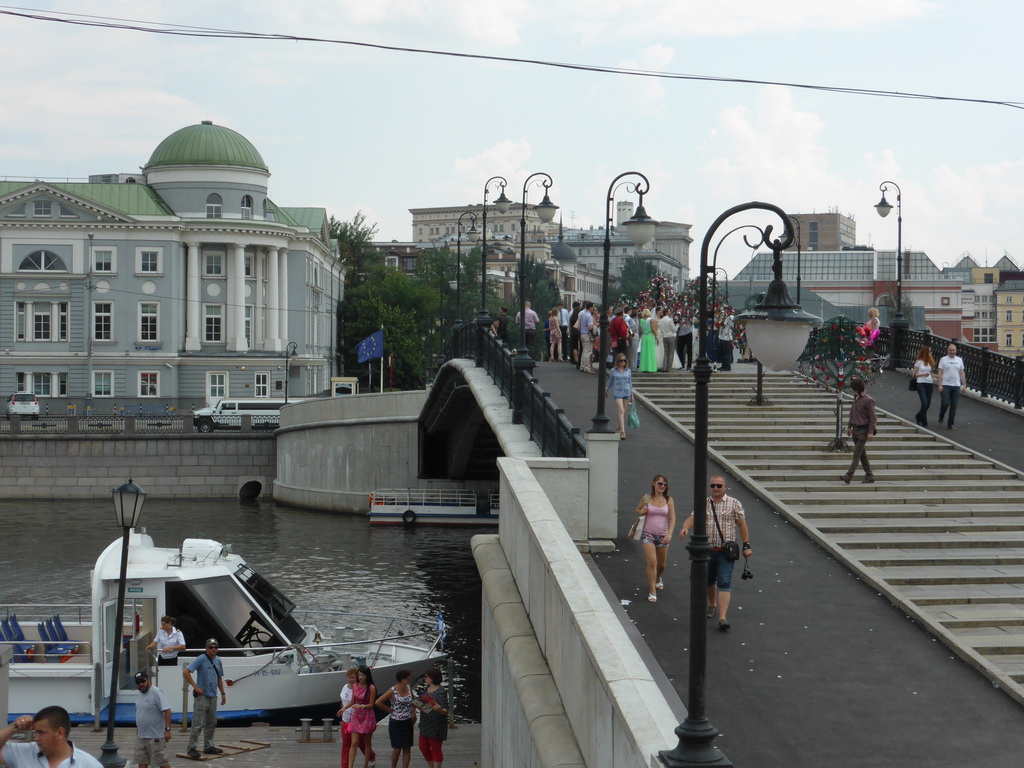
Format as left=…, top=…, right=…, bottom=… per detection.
left=820, top=326, right=1024, bottom=409
left=450, top=322, right=586, bottom=458
left=1, top=414, right=273, bottom=436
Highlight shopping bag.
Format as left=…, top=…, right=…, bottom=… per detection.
left=627, top=402, right=640, bottom=429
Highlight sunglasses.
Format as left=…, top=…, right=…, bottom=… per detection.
left=709, top=483, right=724, bottom=488
left=655, top=481, right=667, bottom=486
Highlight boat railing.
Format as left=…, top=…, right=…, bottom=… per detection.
left=370, top=488, right=477, bottom=508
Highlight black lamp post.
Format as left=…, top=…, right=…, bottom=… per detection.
left=590, top=172, right=657, bottom=433
left=477, top=177, right=511, bottom=366
left=454, top=212, right=479, bottom=356
left=660, top=202, right=818, bottom=768
left=98, top=478, right=148, bottom=768
left=509, top=173, right=557, bottom=424
left=875, top=181, right=909, bottom=367
left=284, top=341, right=297, bottom=403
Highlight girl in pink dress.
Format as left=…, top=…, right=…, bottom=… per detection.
left=633, top=474, right=676, bottom=602
left=343, top=666, right=377, bottom=768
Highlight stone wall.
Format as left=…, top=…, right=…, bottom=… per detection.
left=0, top=435, right=276, bottom=499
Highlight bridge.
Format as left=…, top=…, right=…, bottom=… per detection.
left=273, top=326, right=1024, bottom=767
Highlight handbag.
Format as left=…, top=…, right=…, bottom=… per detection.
left=710, top=500, right=740, bottom=561
left=908, top=378, right=918, bottom=391
left=627, top=402, right=640, bottom=429
left=628, top=494, right=648, bottom=540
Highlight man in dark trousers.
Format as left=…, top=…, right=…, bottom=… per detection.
left=568, top=301, right=582, bottom=368
left=183, top=638, right=227, bottom=760
left=840, top=377, right=876, bottom=484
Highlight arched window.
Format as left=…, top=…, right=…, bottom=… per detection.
left=206, top=193, right=223, bottom=219
left=241, top=195, right=253, bottom=220
left=19, top=250, right=67, bottom=272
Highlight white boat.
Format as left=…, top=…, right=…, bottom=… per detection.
left=2, top=532, right=445, bottom=724
left=368, top=488, right=499, bottom=525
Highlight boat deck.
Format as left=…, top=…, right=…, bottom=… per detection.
left=61, top=722, right=482, bottom=766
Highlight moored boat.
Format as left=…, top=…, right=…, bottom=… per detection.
left=368, top=488, right=499, bottom=525
left=2, top=531, right=445, bottom=724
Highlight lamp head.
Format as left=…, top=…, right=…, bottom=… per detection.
left=874, top=194, right=893, bottom=218
left=494, top=192, right=513, bottom=215
left=735, top=279, right=821, bottom=372
left=535, top=194, right=559, bottom=224
left=448, top=279, right=458, bottom=291
left=622, top=203, right=658, bottom=246
left=467, top=224, right=480, bottom=243
left=111, top=478, right=147, bottom=529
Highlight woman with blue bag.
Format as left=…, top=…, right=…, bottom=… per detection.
left=605, top=353, right=634, bottom=439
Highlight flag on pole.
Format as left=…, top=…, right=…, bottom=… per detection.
left=436, top=610, right=447, bottom=649
left=356, top=329, right=384, bottom=363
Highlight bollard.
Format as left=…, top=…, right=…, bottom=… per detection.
left=321, top=718, right=334, bottom=741
left=299, top=718, right=312, bottom=741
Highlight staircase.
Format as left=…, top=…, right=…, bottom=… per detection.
left=635, top=368, right=1024, bottom=705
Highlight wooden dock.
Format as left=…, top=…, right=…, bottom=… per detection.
left=61, top=722, right=482, bottom=767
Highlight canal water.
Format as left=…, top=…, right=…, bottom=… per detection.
left=0, top=498, right=483, bottom=721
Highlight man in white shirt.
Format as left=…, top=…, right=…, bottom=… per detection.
left=937, top=342, right=967, bottom=430
left=657, top=310, right=677, bottom=371
left=1, top=706, right=103, bottom=768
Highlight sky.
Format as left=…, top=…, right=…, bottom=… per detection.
left=2, top=1, right=1023, bottom=280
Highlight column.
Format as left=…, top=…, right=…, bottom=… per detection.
left=277, top=246, right=289, bottom=345
left=185, top=242, right=201, bottom=351
left=266, top=246, right=281, bottom=352
left=227, top=243, right=249, bottom=352
left=254, top=248, right=265, bottom=350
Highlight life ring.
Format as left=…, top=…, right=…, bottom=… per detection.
left=402, top=509, right=416, bottom=525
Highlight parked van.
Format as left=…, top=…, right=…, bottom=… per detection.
left=192, top=398, right=295, bottom=433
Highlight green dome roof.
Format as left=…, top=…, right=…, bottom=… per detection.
left=145, top=121, right=267, bottom=170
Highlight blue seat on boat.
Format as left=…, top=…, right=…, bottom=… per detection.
left=47, top=618, right=78, bottom=656
left=52, top=614, right=72, bottom=642
left=38, top=621, right=75, bottom=662
left=2, top=616, right=35, bottom=663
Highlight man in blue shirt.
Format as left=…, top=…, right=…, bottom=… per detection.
left=0, top=705, right=102, bottom=767
left=182, top=638, right=227, bottom=760
left=134, top=671, right=172, bottom=768
left=579, top=302, right=596, bottom=373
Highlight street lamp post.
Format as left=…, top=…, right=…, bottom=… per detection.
left=510, top=173, right=558, bottom=424
left=477, top=177, right=511, bottom=366
left=98, top=478, right=148, bottom=768
left=284, top=341, right=298, bottom=403
left=454, top=212, right=479, bottom=357
left=874, top=181, right=909, bottom=368
left=590, top=172, right=657, bottom=432
left=660, top=202, right=818, bottom=768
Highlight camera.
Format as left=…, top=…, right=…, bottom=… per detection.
left=741, top=566, right=753, bottom=580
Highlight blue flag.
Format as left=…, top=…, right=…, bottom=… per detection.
left=356, top=330, right=384, bottom=363
left=436, top=610, right=447, bottom=649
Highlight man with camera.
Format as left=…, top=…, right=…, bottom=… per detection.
left=680, top=475, right=752, bottom=631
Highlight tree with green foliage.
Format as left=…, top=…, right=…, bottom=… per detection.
left=798, top=315, right=881, bottom=450
left=615, top=256, right=658, bottom=306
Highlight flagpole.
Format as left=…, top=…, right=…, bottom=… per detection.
left=379, top=325, right=384, bottom=393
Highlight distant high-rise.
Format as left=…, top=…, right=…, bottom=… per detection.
left=786, top=211, right=857, bottom=252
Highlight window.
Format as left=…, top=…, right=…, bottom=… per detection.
left=241, top=195, right=253, bottom=219
left=33, top=200, right=52, bottom=217
left=33, top=375, right=51, bottom=396
left=244, top=253, right=253, bottom=277
left=139, top=302, right=159, bottom=342
left=204, top=305, right=223, bottom=342
left=204, top=252, right=223, bottom=276
left=244, top=305, right=252, bottom=347
left=1007, top=333, right=1013, bottom=348
left=94, top=249, right=113, bottom=272
left=254, top=372, right=269, bottom=397
left=93, top=371, right=113, bottom=397
left=19, top=250, right=67, bottom=271
left=1007, top=310, right=1014, bottom=323
left=138, top=249, right=160, bottom=273
left=17, top=302, right=68, bottom=341
left=206, top=193, right=223, bottom=218
left=941, top=297, right=950, bottom=306
left=1007, top=296, right=1014, bottom=303
left=208, top=372, right=227, bottom=402
left=59, top=204, right=78, bottom=218
left=985, top=273, right=994, bottom=284
left=94, top=302, right=112, bottom=341
left=139, top=372, right=158, bottom=397
left=57, top=373, right=68, bottom=397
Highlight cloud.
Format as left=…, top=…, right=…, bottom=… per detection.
left=615, top=44, right=675, bottom=112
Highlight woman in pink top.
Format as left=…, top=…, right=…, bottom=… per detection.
left=634, top=474, right=675, bottom=602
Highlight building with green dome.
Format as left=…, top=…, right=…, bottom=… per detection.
left=0, top=121, right=344, bottom=413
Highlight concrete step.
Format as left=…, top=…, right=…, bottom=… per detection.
left=812, top=518, right=1024, bottom=534
left=785, top=490, right=1024, bottom=505
left=756, top=471, right=1017, bottom=484
left=801, top=504, right=1024, bottom=519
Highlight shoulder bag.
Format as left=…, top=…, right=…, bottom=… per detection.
left=627, top=402, right=640, bottom=429
left=908, top=377, right=918, bottom=391
left=628, top=494, right=648, bottom=540
left=710, top=499, right=740, bottom=561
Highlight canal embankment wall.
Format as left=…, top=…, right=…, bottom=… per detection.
left=0, top=434, right=276, bottom=499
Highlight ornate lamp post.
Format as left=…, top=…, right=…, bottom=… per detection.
left=283, top=341, right=298, bottom=403
left=660, top=202, right=818, bottom=768
left=453, top=212, right=479, bottom=356
left=590, top=172, right=656, bottom=432
left=874, top=181, right=909, bottom=367
left=477, top=177, right=511, bottom=366
left=98, top=478, right=148, bottom=768
left=510, top=173, right=558, bottom=423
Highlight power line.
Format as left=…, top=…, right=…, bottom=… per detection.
left=1, top=5, right=1021, bottom=112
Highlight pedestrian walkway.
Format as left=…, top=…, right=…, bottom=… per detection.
left=530, top=358, right=1024, bottom=768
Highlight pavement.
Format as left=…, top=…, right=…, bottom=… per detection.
left=530, top=357, right=1024, bottom=768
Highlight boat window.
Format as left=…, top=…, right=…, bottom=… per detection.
left=166, top=576, right=296, bottom=650
left=233, top=564, right=304, bottom=642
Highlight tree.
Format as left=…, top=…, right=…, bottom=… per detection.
left=615, top=256, right=657, bottom=305
left=798, top=316, right=882, bottom=450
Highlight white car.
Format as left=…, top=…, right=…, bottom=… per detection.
left=6, top=392, right=40, bottom=418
